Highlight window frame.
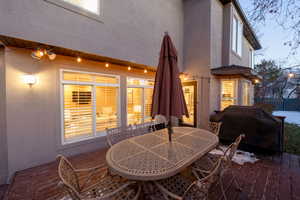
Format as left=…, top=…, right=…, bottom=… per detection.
left=220, top=79, right=238, bottom=110
left=60, top=69, right=121, bottom=145
left=126, top=77, right=154, bottom=125
left=232, top=15, right=243, bottom=57
left=242, top=80, right=252, bottom=106
left=249, top=48, right=255, bottom=68
left=45, top=0, right=104, bottom=22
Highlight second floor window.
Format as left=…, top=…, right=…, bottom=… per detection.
left=249, top=49, right=254, bottom=68
left=232, top=16, right=243, bottom=56
left=62, top=0, right=100, bottom=15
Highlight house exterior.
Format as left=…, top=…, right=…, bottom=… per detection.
left=0, top=0, right=261, bottom=184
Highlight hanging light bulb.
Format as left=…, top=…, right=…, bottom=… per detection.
left=144, top=69, right=148, bottom=73
left=77, top=57, right=82, bottom=63
left=38, top=49, right=44, bottom=57
left=128, top=66, right=132, bottom=71
left=288, top=73, right=295, bottom=78
left=105, top=63, right=109, bottom=68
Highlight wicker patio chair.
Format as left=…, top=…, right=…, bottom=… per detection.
left=192, top=134, right=245, bottom=194
left=154, top=157, right=223, bottom=200
left=133, top=121, right=156, bottom=135
left=106, top=125, right=134, bottom=147
left=57, top=155, right=141, bottom=200
left=208, top=122, right=222, bottom=136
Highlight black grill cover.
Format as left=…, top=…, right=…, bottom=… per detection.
left=210, top=106, right=282, bottom=153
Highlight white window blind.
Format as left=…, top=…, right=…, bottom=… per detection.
left=127, top=78, right=154, bottom=125
left=61, top=70, right=120, bottom=144
left=221, top=80, right=237, bottom=110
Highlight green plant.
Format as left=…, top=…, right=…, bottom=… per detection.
left=284, top=123, right=300, bottom=155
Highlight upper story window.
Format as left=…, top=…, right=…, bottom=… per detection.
left=249, top=48, right=254, bottom=68
left=46, top=0, right=103, bottom=22
left=62, top=0, right=100, bottom=15
left=232, top=15, right=243, bottom=56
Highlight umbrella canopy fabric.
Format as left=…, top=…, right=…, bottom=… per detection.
left=151, top=34, right=189, bottom=120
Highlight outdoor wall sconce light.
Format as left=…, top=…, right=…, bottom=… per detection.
left=288, top=73, right=295, bottom=78
left=23, top=74, right=37, bottom=87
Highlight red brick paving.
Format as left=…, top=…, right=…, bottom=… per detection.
left=1, top=149, right=300, bottom=200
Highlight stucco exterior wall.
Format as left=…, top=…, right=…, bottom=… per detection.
left=230, top=36, right=252, bottom=67
left=0, top=47, right=8, bottom=184
left=4, top=47, right=154, bottom=179
left=0, top=0, right=184, bottom=70
left=210, top=0, right=223, bottom=114
left=183, top=0, right=212, bottom=129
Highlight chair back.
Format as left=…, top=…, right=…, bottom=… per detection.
left=134, top=121, right=156, bottom=135
left=57, top=155, right=81, bottom=200
left=106, top=125, right=134, bottom=147
left=208, top=122, right=222, bottom=136
left=186, top=157, right=223, bottom=199
left=224, top=134, right=245, bottom=161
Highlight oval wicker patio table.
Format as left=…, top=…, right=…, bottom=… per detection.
left=106, top=127, right=219, bottom=181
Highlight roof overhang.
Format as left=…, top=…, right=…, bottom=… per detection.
left=211, top=65, right=262, bottom=82
left=219, top=0, right=262, bottom=50
left=0, top=35, right=156, bottom=72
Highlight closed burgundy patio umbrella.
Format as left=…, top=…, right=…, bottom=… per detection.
left=151, top=33, right=189, bottom=142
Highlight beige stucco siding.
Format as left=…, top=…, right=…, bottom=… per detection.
left=220, top=2, right=254, bottom=68
left=230, top=36, right=252, bottom=67
left=183, top=0, right=212, bottom=129
left=211, top=0, right=224, bottom=69
left=4, top=47, right=154, bottom=178
left=0, top=47, right=8, bottom=184
left=0, top=0, right=184, bottom=70
left=210, top=0, right=223, bottom=114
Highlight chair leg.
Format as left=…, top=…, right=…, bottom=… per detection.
left=232, top=172, right=242, bottom=191
left=219, top=178, right=227, bottom=200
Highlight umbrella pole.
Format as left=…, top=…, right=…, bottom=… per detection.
left=167, top=120, right=174, bottom=142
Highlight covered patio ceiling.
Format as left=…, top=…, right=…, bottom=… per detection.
left=0, top=34, right=156, bottom=73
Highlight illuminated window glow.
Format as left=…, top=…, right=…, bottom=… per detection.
left=62, top=70, right=119, bottom=144
left=182, top=85, right=195, bottom=126
left=221, top=80, right=237, bottom=110
left=127, top=78, right=154, bottom=125
left=242, top=81, right=251, bottom=106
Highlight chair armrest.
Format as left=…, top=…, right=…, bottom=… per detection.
left=74, top=164, right=107, bottom=173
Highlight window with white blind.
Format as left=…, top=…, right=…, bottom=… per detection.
left=220, top=80, right=238, bottom=110
left=127, top=78, right=154, bottom=125
left=61, top=70, right=120, bottom=144
left=242, top=81, right=251, bottom=106
left=232, top=15, right=243, bottom=56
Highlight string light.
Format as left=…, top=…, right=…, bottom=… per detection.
left=77, top=57, right=82, bottom=63
left=128, top=66, right=132, bottom=71
left=38, top=49, right=44, bottom=57
left=288, top=73, right=295, bottom=78
left=144, top=69, right=148, bottom=73
left=105, top=63, right=109, bottom=68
